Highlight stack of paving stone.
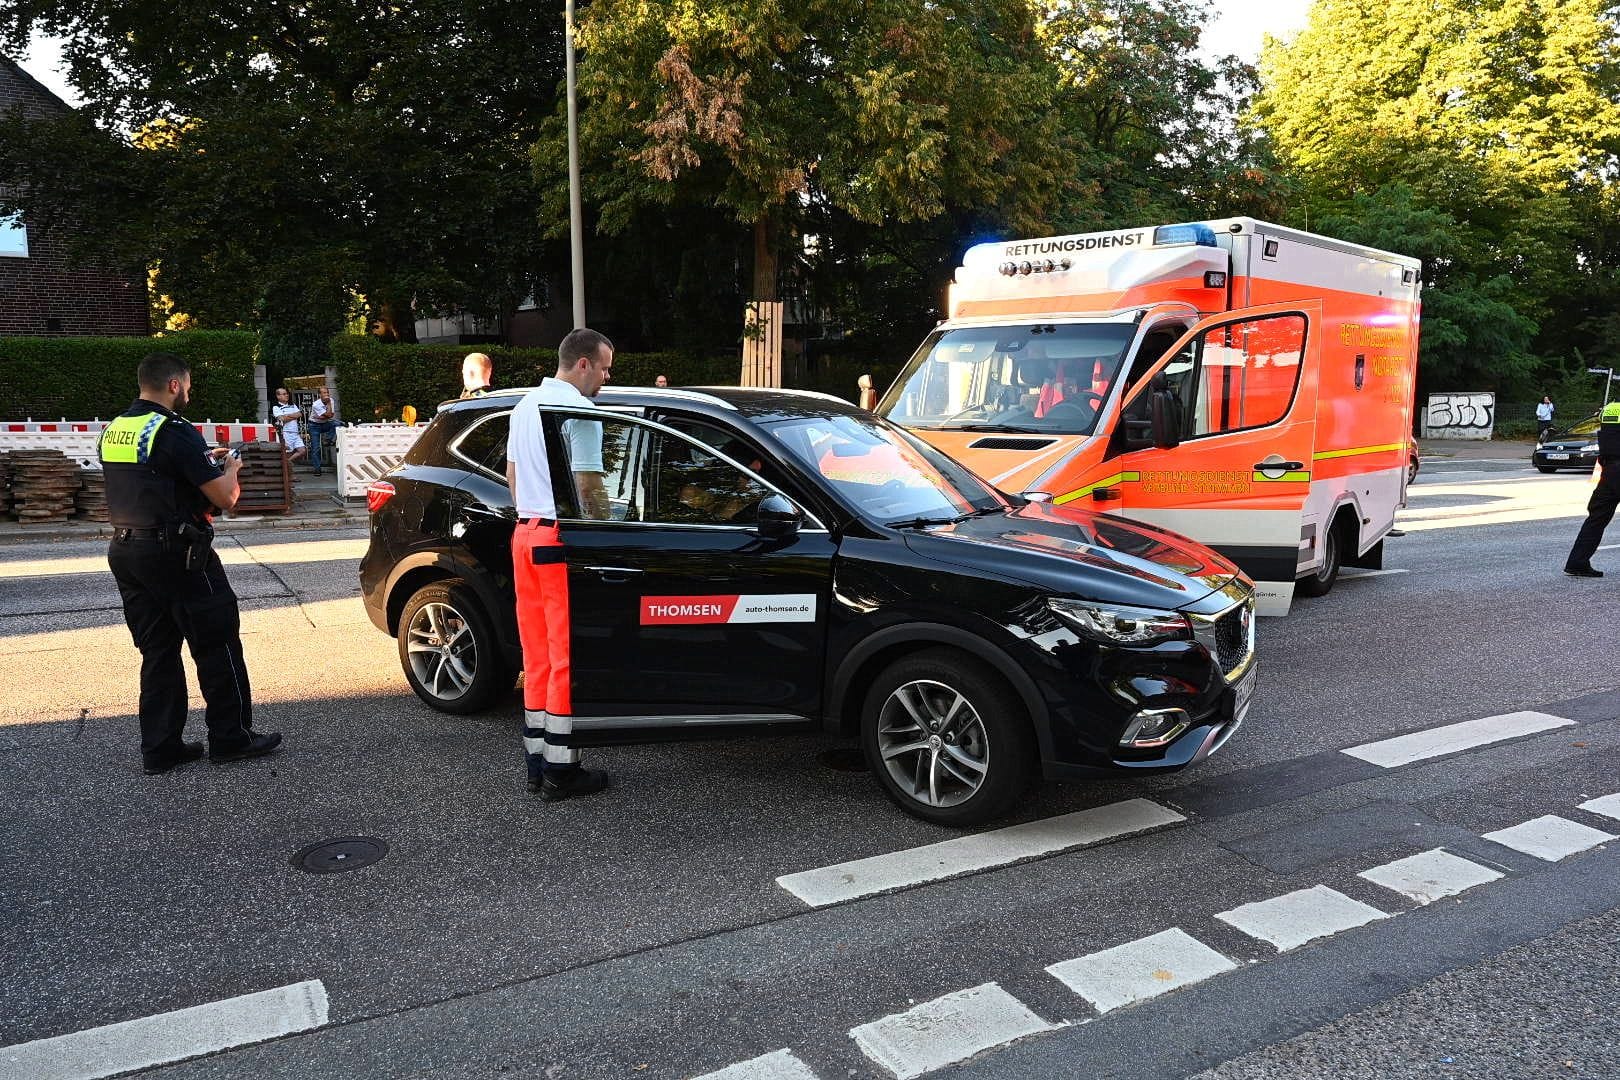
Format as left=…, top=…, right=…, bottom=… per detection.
left=232, top=442, right=292, bottom=514
left=0, top=452, right=12, bottom=517
left=75, top=467, right=109, bottom=523
left=10, top=449, right=82, bottom=525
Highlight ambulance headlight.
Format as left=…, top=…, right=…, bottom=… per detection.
left=1048, top=599, right=1191, bottom=645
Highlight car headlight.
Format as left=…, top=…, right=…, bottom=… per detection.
left=1584, top=442, right=1600, bottom=453
left=1048, top=599, right=1191, bottom=645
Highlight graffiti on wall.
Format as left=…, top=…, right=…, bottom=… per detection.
left=1423, top=393, right=1495, bottom=440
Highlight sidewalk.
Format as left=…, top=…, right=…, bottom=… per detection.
left=1418, top=437, right=1535, bottom=461
left=0, top=466, right=367, bottom=546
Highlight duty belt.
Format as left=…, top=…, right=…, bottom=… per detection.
left=113, top=527, right=172, bottom=540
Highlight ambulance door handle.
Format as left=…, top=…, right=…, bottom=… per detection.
left=1256, top=460, right=1304, bottom=471
left=582, top=564, right=643, bottom=584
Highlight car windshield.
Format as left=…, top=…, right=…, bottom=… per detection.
left=765, top=413, right=1004, bottom=525
left=877, top=321, right=1138, bottom=435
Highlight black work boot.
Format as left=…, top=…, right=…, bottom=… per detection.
left=143, top=740, right=205, bottom=775
left=538, top=767, right=610, bottom=803
left=209, top=731, right=284, bottom=764
left=1565, top=565, right=1604, bottom=578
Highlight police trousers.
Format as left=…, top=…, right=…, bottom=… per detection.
left=109, top=536, right=254, bottom=763
left=512, top=519, right=579, bottom=778
left=1567, top=463, right=1620, bottom=570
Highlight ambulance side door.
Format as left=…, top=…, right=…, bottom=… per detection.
left=1106, top=301, right=1322, bottom=615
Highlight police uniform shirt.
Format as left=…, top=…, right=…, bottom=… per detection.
left=101, top=401, right=221, bottom=527
left=505, top=378, right=603, bottom=519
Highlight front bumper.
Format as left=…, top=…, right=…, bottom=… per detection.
left=1533, top=448, right=1598, bottom=469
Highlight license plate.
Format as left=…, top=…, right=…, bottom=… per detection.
left=1232, top=667, right=1257, bottom=723
left=1546, top=453, right=1569, bottom=460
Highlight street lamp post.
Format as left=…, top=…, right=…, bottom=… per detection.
left=1588, top=367, right=1615, bottom=409
left=565, top=0, right=585, bottom=330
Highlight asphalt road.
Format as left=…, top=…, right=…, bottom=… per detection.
left=1, top=452, right=1616, bottom=1080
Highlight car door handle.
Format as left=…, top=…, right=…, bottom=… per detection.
left=582, top=564, right=643, bottom=584
left=1254, top=460, right=1304, bottom=471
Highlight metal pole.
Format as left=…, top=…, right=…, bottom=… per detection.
left=565, top=0, right=586, bottom=329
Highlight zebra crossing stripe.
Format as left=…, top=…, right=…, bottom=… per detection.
left=849, top=983, right=1061, bottom=1079
left=688, top=1049, right=820, bottom=1080
left=1482, top=815, right=1615, bottom=862
left=1341, top=711, right=1574, bottom=768
left=1215, top=885, right=1388, bottom=952
left=1357, top=849, right=1503, bottom=905
left=1045, top=928, right=1237, bottom=1013
left=1577, top=793, right=1620, bottom=822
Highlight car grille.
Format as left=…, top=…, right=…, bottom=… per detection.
left=1213, top=601, right=1253, bottom=678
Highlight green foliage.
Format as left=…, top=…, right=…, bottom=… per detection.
left=0, top=331, right=257, bottom=421
left=327, top=336, right=739, bottom=421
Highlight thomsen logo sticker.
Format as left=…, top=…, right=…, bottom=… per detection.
left=640, top=594, right=817, bottom=625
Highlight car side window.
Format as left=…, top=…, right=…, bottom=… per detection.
left=542, top=412, right=649, bottom=522
left=1184, top=313, right=1306, bottom=437
left=454, top=412, right=509, bottom=476
left=647, top=434, right=767, bottom=527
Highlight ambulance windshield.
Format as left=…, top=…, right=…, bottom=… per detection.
left=878, top=322, right=1137, bottom=435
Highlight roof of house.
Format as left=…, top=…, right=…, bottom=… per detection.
left=0, top=54, right=72, bottom=120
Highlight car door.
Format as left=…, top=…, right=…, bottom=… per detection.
left=541, top=408, right=836, bottom=743
left=1108, top=302, right=1321, bottom=615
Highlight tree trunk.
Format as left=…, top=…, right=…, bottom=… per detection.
left=752, top=214, right=778, bottom=301
left=372, top=296, right=418, bottom=343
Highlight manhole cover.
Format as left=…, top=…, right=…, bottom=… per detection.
left=817, top=747, right=869, bottom=773
left=292, top=836, right=389, bottom=875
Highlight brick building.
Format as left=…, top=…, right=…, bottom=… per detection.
left=0, top=57, right=149, bottom=337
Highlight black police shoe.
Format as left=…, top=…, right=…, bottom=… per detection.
left=538, top=767, right=610, bottom=803
left=209, top=731, right=284, bottom=764
left=143, top=740, right=205, bottom=775
left=1565, top=565, right=1604, bottom=578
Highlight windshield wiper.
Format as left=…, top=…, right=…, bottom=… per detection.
left=884, top=515, right=967, bottom=529
left=942, top=423, right=1044, bottom=434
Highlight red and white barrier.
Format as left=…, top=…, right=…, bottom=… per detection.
left=0, top=420, right=281, bottom=469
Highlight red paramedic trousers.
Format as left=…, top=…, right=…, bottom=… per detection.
left=512, top=519, right=578, bottom=775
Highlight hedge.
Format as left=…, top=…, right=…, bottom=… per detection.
left=327, top=336, right=741, bottom=420
left=0, top=331, right=258, bottom=422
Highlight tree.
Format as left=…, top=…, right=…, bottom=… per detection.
left=1252, top=0, right=1620, bottom=393
left=0, top=1, right=565, bottom=355
left=553, top=0, right=1075, bottom=304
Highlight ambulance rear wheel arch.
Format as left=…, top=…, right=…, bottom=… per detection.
left=827, top=623, right=1052, bottom=759
left=1296, top=504, right=1358, bottom=597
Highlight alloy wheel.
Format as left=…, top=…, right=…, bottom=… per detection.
left=405, top=601, right=478, bottom=701
left=875, top=679, right=989, bottom=808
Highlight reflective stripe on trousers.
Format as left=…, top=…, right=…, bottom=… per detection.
left=512, top=520, right=579, bottom=775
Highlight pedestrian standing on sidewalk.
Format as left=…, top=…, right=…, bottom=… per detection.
left=461, top=352, right=494, bottom=398
left=272, top=387, right=309, bottom=467
left=99, top=352, right=282, bottom=774
left=1564, top=402, right=1620, bottom=578
left=1537, top=396, right=1556, bottom=441
left=505, top=328, right=614, bottom=801
left=307, top=386, right=337, bottom=476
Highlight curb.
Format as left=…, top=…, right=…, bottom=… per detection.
left=0, top=510, right=368, bottom=546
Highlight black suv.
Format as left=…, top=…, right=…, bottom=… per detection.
left=359, top=386, right=1257, bottom=824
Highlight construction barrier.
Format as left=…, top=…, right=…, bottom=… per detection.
left=336, top=423, right=429, bottom=498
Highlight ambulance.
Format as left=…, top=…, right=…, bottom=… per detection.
left=875, top=218, right=1421, bottom=615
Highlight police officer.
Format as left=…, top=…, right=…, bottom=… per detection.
left=460, top=352, right=494, bottom=398
left=505, top=328, right=613, bottom=801
left=100, top=352, right=283, bottom=774
left=1564, top=401, right=1620, bottom=578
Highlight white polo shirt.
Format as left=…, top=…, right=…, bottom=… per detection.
left=506, top=378, right=603, bottom=518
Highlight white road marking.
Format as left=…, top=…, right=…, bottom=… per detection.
left=1045, top=928, right=1236, bottom=1013
left=689, top=1049, right=820, bottom=1080
left=1215, top=885, right=1388, bottom=952
left=1342, top=711, right=1575, bottom=768
left=776, top=799, right=1184, bottom=907
left=1482, top=815, right=1616, bottom=862
left=1577, top=793, right=1620, bottom=821
left=1358, top=849, right=1503, bottom=905
left=1337, top=568, right=1410, bottom=580
left=0, top=980, right=329, bottom=1080
left=1596, top=543, right=1620, bottom=552
left=849, top=983, right=1060, bottom=1080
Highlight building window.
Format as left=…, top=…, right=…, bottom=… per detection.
left=0, top=215, right=27, bottom=258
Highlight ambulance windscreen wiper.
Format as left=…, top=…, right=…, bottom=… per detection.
left=945, top=423, right=1043, bottom=433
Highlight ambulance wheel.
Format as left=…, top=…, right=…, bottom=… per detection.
left=861, top=648, right=1035, bottom=826
left=1296, top=522, right=1342, bottom=598
left=398, top=580, right=510, bottom=714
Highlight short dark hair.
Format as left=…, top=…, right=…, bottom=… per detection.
left=558, top=328, right=613, bottom=371
left=138, top=352, right=190, bottom=392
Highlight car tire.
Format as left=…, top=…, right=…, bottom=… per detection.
left=1537, top=466, right=1557, bottom=474
left=1295, top=521, right=1342, bottom=598
left=397, top=579, right=512, bottom=714
left=860, top=647, right=1035, bottom=826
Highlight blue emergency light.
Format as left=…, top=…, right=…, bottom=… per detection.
left=1152, top=223, right=1219, bottom=248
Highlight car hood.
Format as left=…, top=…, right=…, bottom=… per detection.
left=903, top=501, right=1245, bottom=609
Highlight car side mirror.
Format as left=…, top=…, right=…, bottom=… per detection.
left=755, top=493, right=802, bottom=541
left=1150, top=377, right=1181, bottom=450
